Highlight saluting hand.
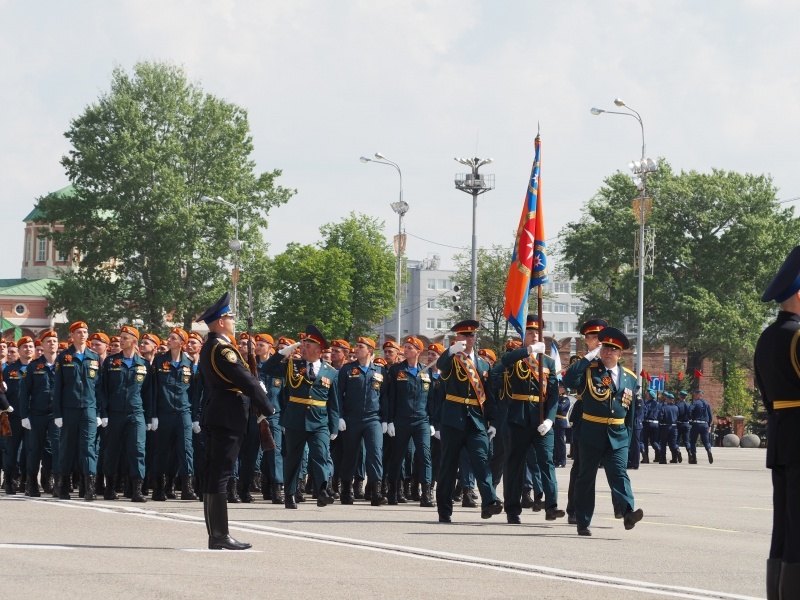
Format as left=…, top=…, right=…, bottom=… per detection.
left=279, top=342, right=301, bottom=357
left=449, top=340, right=467, bottom=355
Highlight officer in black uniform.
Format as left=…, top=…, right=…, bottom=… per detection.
left=755, top=246, right=800, bottom=599
left=196, top=292, right=275, bottom=550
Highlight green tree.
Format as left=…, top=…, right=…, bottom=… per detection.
left=319, top=213, right=396, bottom=339
left=719, top=359, right=752, bottom=418
left=560, top=162, right=800, bottom=380
left=37, top=61, right=293, bottom=332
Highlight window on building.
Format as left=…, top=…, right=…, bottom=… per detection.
left=663, top=344, right=671, bottom=372
left=437, top=279, right=449, bottom=290
left=570, top=338, right=577, bottom=354
left=37, top=238, right=46, bottom=262
left=26, top=235, right=31, bottom=262
left=542, top=301, right=553, bottom=312
left=553, top=302, right=569, bottom=313
left=436, top=319, right=451, bottom=329
left=56, top=247, right=68, bottom=262
left=14, top=304, right=26, bottom=315
left=570, top=303, right=582, bottom=314
left=427, top=297, right=436, bottom=309
left=426, top=318, right=435, bottom=330
left=553, top=282, right=571, bottom=294
left=427, top=279, right=436, bottom=290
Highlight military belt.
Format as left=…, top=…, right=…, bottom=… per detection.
left=556, top=415, right=568, bottom=419
left=510, top=393, right=540, bottom=403
left=691, top=420, right=708, bottom=424
left=445, top=393, right=481, bottom=407
left=678, top=421, right=689, bottom=424
left=774, top=400, right=800, bottom=410
left=583, top=414, right=625, bottom=426
left=289, top=396, right=327, bottom=407
left=646, top=420, right=659, bottom=424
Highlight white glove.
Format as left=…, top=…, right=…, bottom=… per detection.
left=21, top=418, right=31, bottom=430
left=387, top=423, right=396, bottom=437
left=449, top=340, right=467, bottom=355
left=381, top=422, right=388, bottom=434
left=0, top=381, right=6, bottom=392
left=330, top=432, right=338, bottom=441
left=151, top=418, right=159, bottom=431
left=538, top=419, right=553, bottom=436
left=585, top=346, right=601, bottom=361
left=54, top=417, right=63, bottom=428
left=281, top=427, right=285, bottom=433
left=259, top=381, right=267, bottom=392
left=487, top=425, right=497, bottom=440
left=146, top=423, right=152, bottom=431
left=5, top=404, right=13, bottom=413
left=256, top=414, right=267, bottom=424
left=96, top=417, right=102, bottom=427
left=433, top=430, right=441, bottom=440
left=192, top=421, right=201, bottom=434
left=279, top=342, right=301, bottom=357
left=430, top=425, right=435, bottom=436
left=338, top=418, right=346, bottom=432
left=101, top=418, right=108, bottom=428
left=528, top=342, right=546, bottom=355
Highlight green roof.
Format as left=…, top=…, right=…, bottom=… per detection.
left=0, top=278, right=58, bottom=296
left=23, top=184, right=75, bottom=222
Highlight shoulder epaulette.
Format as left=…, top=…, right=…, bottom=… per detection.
left=623, top=367, right=636, bottom=377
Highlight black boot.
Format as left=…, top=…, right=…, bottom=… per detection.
left=141, top=474, right=151, bottom=496
left=165, top=476, right=177, bottom=499
left=641, top=452, right=649, bottom=464
left=532, top=494, right=545, bottom=512
left=152, top=476, right=167, bottom=501
left=371, top=480, right=387, bottom=506
left=403, top=479, right=413, bottom=501
left=78, top=474, right=86, bottom=498
left=238, top=480, right=253, bottom=503
left=332, top=477, right=341, bottom=500
left=27, top=474, right=41, bottom=497
left=387, top=480, right=398, bottom=506
left=461, top=488, right=477, bottom=508
left=779, top=562, right=800, bottom=600
left=707, top=449, right=714, bottom=464
left=410, top=477, right=421, bottom=501
left=42, top=469, right=53, bottom=495
left=271, top=483, right=284, bottom=504
left=52, top=474, right=61, bottom=499
left=453, top=483, right=463, bottom=503
left=207, top=493, right=251, bottom=550
left=18, top=475, right=26, bottom=494
left=767, top=559, right=781, bottom=600
left=316, top=483, right=335, bottom=507
left=104, top=474, right=118, bottom=500
left=123, top=475, right=132, bottom=498
left=84, top=475, right=97, bottom=502
left=396, top=479, right=408, bottom=503
left=363, top=477, right=372, bottom=501
left=340, top=481, right=354, bottom=505
left=182, top=476, right=198, bottom=501
left=420, top=482, right=436, bottom=507
left=95, top=472, right=105, bottom=495
left=131, top=478, right=147, bottom=503
left=520, top=489, right=534, bottom=508
left=58, top=475, right=70, bottom=500
left=353, top=478, right=365, bottom=500
left=295, top=479, right=305, bottom=503
left=227, top=478, right=241, bottom=503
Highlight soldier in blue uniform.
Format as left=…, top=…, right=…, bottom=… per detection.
left=434, top=320, right=502, bottom=523
left=676, top=390, right=692, bottom=453
left=337, top=336, right=387, bottom=506
left=253, top=333, right=285, bottom=503
left=195, top=292, right=275, bottom=549
left=658, top=392, right=681, bottom=464
left=641, top=389, right=662, bottom=464
left=755, top=246, right=800, bottom=598
left=19, top=331, right=59, bottom=497
left=386, top=336, right=435, bottom=507
left=3, top=335, right=34, bottom=495
left=492, top=315, right=563, bottom=524
left=688, top=389, right=714, bottom=464
left=263, top=325, right=339, bottom=509
left=145, top=328, right=197, bottom=501
left=562, top=327, right=643, bottom=536
left=627, top=387, right=645, bottom=469
left=97, top=326, right=150, bottom=502
left=554, top=383, right=570, bottom=468
left=53, top=322, right=102, bottom=501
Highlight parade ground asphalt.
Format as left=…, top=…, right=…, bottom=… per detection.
left=1, top=447, right=770, bottom=600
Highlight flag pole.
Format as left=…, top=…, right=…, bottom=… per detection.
left=538, top=286, right=544, bottom=424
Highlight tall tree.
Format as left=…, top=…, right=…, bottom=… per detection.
left=559, top=162, right=800, bottom=377
left=37, top=61, right=293, bottom=331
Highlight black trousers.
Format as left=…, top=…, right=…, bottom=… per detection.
left=202, top=426, right=243, bottom=495
left=771, top=465, right=800, bottom=562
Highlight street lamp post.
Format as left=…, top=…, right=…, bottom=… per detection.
left=360, top=153, right=407, bottom=343
left=590, top=99, right=657, bottom=385
left=454, top=157, right=495, bottom=320
left=199, top=195, right=242, bottom=323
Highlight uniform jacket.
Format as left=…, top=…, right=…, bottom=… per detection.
left=189, top=362, right=204, bottom=422
left=555, top=394, right=571, bottom=429
left=434, top=350, right=496, bottom=431
left=263, top=351, right=338, bottom=434
left=338, top=360, right=387, bottom=422
left=386, top=360, right=431, bottom=425
left=145, top=352, right=193, bottom=416
left=754, top=310, right=800, bottom=467
left=490, top=347, right=557, bottom=428
left=198, top=332, right=274, bottom=434
left=562, top=356, right=636, bottom=450
left=53, top=346, right=101, bottom=417
left=676, top=400, right=691, bottom=423
left=258, top=359, right=283, bottom=417
left=97, top=352, right=150, bottom=418
left=690, top=399, right=713, bottom=423
left=19, top=356, right=56, bottom=418
left=2, top=360, right=30, bottom=414
left=643, top=399, right=660, bottom=422
left=659, top=403, right=679, bottom=426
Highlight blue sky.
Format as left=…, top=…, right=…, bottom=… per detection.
left=2, top=0, right=798, bottom=277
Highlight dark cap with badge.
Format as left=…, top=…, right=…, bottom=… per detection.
left=762, top=246, right=800, bottom=303
left=195, top=292, right=232, bottom=324
left=525, top=314, right=542, bottom=330
left=598, top=326, right=629, bottom=350
left=580, top=318, right=609, bottom=336
left=452, top=319, right=479, bottom=335
left=304, top=324, right=328, bottom=349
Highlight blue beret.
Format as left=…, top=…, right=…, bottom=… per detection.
left=762, top=246, right=800, bottom=302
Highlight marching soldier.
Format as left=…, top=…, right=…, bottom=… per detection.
left=642, top=388, right=662, bottom=464
left=196, top=292, right=275, bottom=550
left=254, top=333, right=285, bottom=503
left=97, top=326, right=150, bottom=502
left=554, top=383, right=570, bottom=468
left=186, top=331, right=205, bottom=495
left=263, top=326, right=339, bottom=509
left=754, top=246, right=800, bottom=598
left=53, top=322, right=102, bottom=501
left=491, top=315, right=563, bottom=524
left=688, top=389, right=714, bottom=464
left=676, top=390, right=692, bottom=452
left=658, top=392, right=681, bottom=464
left=434, top=320, right=503, bottom=523
left=562, top=327, right=643, bottom=536
left=2, top=335, right=34, bottom=494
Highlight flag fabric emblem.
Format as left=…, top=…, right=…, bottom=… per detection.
left=503, top=133, right=548, bottom=337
